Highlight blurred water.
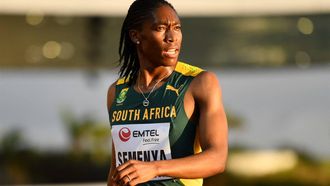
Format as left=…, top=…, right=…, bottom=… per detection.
left=0, top=67, right=329, bottom=159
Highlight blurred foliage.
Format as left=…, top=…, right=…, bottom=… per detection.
left=226, top=110, right=244, bottom=128
left=0, top=110, right=111, bottom=185
left=61, top=110, right=111, bottom=164
left=0, top=129, right=27, bottom=154
left=0, top=148, right=109, bottom=184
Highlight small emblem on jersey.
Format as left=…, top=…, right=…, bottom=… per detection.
left=119, top=127, right=131, bottom=142
left=166, top=85, right=182, bottom=96
left=116, top=88, right=129, bottom=104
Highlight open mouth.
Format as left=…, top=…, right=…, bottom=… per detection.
left=163, top=49, right=178, bottom=58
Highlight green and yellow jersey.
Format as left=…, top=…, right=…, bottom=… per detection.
left=109, top=62, right=204, bottom=186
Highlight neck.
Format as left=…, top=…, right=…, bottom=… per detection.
left=138, top=64, right=175, bottom=88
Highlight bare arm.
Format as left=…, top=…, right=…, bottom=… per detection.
left=107, top=82, right=118, bottom=186
left=156, top=71, right=228, bottom=178
left=107, top=142, right=117, bottom=186
left=112, top=72, right=228, bottom=185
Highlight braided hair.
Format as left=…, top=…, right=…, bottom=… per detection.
left=118, top=0, right=176, bottom=85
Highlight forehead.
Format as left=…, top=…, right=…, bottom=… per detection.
left=149, top=5, right=180, bottom=25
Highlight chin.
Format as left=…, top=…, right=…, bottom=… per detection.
left=162, top=58, right=178, bottom=66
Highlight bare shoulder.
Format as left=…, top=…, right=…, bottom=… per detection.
left=192, top=71, right=219, bottom=85
left=107, top=81, right=117, bottom=111
left=190, top=71, right=222, bottom=101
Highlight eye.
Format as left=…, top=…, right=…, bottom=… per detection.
left=174, top=25, right=181, bottom=31
left=156, top=25, right=166, bottom=31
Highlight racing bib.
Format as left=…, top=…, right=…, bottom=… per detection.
left=111, top=122, right=172, bottom=181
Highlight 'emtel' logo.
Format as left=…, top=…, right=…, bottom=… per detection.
left=119, top=127, right=131, bottom=142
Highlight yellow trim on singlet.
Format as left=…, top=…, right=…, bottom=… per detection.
left=180, top=178, right=203, bottom=186
left=179, top=126, right=203, bottom=186
left=194, top=128, right=202, bottom=154
left=117, top=61, right=202, bottom=85
left=175, top=61, right=204, bottom=77
left=116, top=77, right=130, bottom=85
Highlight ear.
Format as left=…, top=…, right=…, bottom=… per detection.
left=129, top=29, right=140, bottom=44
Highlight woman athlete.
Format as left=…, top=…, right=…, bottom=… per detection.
left=107, top=0, right=228, bottom=185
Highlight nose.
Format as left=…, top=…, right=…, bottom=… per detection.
left=165, top=29, right=176, bottom=43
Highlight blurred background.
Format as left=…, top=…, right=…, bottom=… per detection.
left=0, top=0, right=329, bottom=185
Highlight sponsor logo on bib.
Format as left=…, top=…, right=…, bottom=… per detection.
left=112, top=123, right=172, bottom=181
left=119, top=127, right=131, bottom=142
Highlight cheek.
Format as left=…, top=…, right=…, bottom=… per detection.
left=151, top=33, right=165, bottom=45
left=177, top=32, right=183, bottom=43
left=139, top=42, right=163, bottom=60
left=141, top=31, right=164, bottom=42
left=142, top=35, right=164, bottom=50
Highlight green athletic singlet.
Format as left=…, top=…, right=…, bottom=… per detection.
left=109, top=62, right=204, bottom=186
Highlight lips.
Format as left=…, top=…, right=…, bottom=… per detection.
left=163, top=48, right=179, bottom=58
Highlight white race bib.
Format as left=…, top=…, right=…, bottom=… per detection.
left=111, top=122, right=172, bottom=181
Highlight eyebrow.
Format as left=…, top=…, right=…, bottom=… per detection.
left=153, top=19, right=181, bottom=26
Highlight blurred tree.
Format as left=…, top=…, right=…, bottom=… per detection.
left=61, top=110, right=111, bottom=164
left=0, top=129, right=26, bottom=154
left=226, top=111, right=243, bottom=129
left=0, top=129, right=31, bottom=184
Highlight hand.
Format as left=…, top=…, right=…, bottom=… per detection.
left=112, top=160, right=159, bottom=186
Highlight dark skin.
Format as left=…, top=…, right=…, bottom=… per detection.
left=107, top=5, right=228, bottom=186
left=130, top=4, right=182, bottom=87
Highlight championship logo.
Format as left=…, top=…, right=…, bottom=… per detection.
left=116, top=88, right=129, bottom=104
left=119, top=127, right=131, bottom=142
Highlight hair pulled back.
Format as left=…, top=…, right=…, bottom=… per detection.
left=118, top=0, right=176, bottom=85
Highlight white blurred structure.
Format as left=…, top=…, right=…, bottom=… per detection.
left=0, top=0, right=330, bottom=16
left=227, top=150, right=298, bottom=177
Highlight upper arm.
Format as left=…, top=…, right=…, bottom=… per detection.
left=107, top=82, right=117, bottom=183
left=107, top=81, right=117, bottom=111
left=107, top=82, right=116, bottom=162
left=191, top=71, right=228, bottom=158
